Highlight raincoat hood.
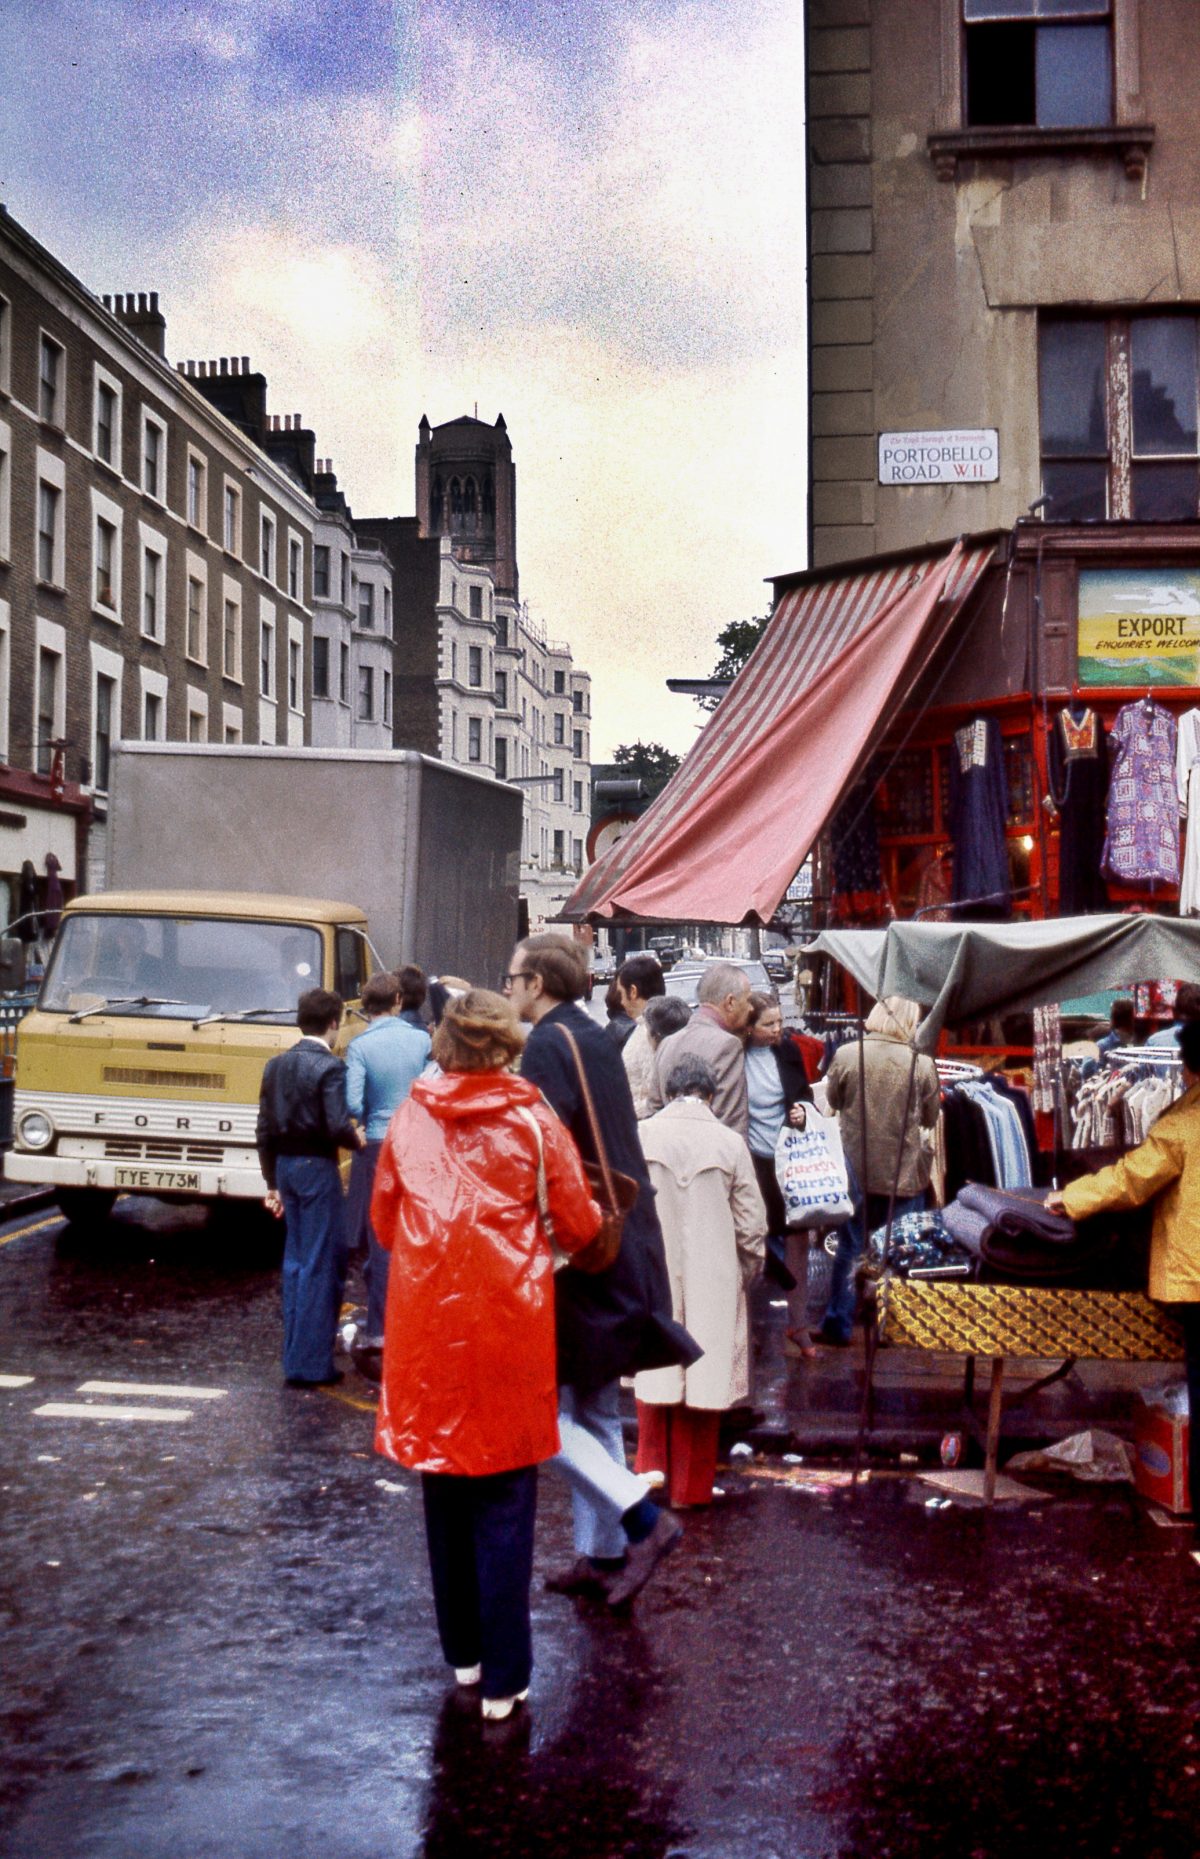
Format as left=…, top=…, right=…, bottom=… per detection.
left=411, top=1069, right=540, bottom=1121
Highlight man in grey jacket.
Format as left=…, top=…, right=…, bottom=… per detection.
left=645, top=963, right=754, bottom=1137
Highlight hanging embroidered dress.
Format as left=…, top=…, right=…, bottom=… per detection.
left=1047, top=705, right=1109, bottom=914
left=1177, top=707, right=1200, bottom=915
left=1102, top=699, right=1179, bottom=888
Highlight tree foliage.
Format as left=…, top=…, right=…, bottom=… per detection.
left=611, top=741, right=682, bottom=799
left=697, top=613, right=770, bottom=712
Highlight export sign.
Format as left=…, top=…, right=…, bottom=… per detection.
left=878, top=430, right=999, bottom=486
left=1078, top=567, right=1200, bottom=688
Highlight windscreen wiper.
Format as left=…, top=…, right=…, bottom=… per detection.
left=191, top=1006, right=288, bottom=1029
left=68, top=995, right=187, bottom=1025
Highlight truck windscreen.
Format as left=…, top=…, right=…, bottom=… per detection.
left=39, top=915, right=324, bottom=1018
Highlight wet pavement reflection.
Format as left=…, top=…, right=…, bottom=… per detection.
left=2, top=1198, right=1199, bottom=1857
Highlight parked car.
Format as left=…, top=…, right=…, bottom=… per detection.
left=762, top=949, right=790, bottom=983
left=663, top=958, right=779, bottom=1007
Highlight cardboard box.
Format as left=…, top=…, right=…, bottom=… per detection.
left=1132, top=1408, right=1191, bottom=1517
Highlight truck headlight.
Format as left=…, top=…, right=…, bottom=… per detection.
left=17, top=1110, right=53, bottom=1150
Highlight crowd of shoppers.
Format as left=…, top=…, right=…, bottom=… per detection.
left=253, top=944, right=1029, bottom=1720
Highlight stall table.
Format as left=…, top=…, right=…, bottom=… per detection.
left=858, top=1280, right=1184, bottom=1504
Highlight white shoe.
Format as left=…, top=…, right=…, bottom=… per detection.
left=454, top=1664, right=482, bottom=1686
left=481, top=1688, right=529, bottom=1721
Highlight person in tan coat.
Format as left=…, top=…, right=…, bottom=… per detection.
left=819, top=997, right=941, bottom=1345
left=1048, top=1018, right=1200, bottom=1527
left=633, top=1054, right=767, bottom=1507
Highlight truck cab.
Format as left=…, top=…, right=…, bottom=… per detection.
left=8, top=891, right=370, bottom=1228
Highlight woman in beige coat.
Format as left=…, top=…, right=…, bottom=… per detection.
left=633, top=1054, right=767, bottom=1506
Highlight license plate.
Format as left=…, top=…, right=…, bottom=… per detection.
left=113, top=1166, right=202, bottom=1192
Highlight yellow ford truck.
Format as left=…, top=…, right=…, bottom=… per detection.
left=7, top=890, right=370, bottom=1228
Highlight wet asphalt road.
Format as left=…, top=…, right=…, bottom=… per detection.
left=3, top=1198, right=1200, bottom=1859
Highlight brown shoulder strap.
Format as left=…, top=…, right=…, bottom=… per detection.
left=555, top=1023, right=618, bottom=1210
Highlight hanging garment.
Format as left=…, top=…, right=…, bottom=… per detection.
left=1102, top=699, right=1179, bottom=887
left=1047, top=706, right=1109, bottom=914
left=1032, top=1004, right=1061, bottom=1115
left=1176, top=707, right=1200, bottom=915
left=948, top=717, right=1011, bottom=918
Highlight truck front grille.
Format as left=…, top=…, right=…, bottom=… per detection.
left=104, top=1067, right=227, bottom=1090
left=102, top=1138, right=227, bottom=1165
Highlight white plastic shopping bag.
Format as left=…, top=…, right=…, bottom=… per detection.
left=774, top=1112, right=853, bottom=1227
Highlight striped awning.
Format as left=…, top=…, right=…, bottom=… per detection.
left=561, top=535, right=998, bottom=926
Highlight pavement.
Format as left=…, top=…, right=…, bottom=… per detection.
left=3, top=1195, right=1200, bottom=1858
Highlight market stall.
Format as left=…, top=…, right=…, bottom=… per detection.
left=803, top=916, right=1200, bottom=1501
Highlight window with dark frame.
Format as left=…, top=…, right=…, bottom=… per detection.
left=312, top=634, right=330, bottom=698
left=1040, top=312, right=1200, bottom=521
left=188, top=455, right=205, bottom=529
left=94, top=674, right=114, bottom=790
left=36, top=648, right=57, bottom=774
left=495, top=736, right=508, bottom=780
left=289, top=537, right=302, bottom=600
left=358, top=582, right=375, bottom=628
left=261, top=514, right=275, bottom=580
left=37, top=481, right=59, bottom=583
left=96, top=382, right=117, bottom=464
left=143, top=420, right=162, bottom=499
left=260, top=620, right=274, bottom=697
left=95, top=518, right=116, bottom=607
left=468, top=715, right=482, bottom=761
left=496, top=669, right=508, bottom=709
left=289, top=639, right=301, bottom=710
left=143, top=689, right=162, bottom=742
left=358, top=663, right=374, bottom=721
left=187, top=576, right=205, bottom=660
left=39, top=336, right=61, bottom=424
left=469, top=584, right=482, bottom=618
left=314, top=544, right=330, bottom=599
left=468, top=644, right=482, bottom=686
left=963, top=0, right=1113, bottom=130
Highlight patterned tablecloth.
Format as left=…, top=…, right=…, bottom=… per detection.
left=877, top=1280, right=1184, bottom=1361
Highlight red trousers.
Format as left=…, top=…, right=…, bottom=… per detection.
left=634, top=1401, right=721, bottom=1508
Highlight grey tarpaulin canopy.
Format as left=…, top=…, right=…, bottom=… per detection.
left=804, top=915, right=1200, bottom=1051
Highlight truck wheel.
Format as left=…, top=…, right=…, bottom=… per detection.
left=55, top=1188, right=118, bottom=1231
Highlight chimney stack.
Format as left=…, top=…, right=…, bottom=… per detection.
left=105, top=288, right=167, bottom=357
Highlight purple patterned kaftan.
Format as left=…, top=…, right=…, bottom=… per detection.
left=1101, top=699, right=1179, bottom=887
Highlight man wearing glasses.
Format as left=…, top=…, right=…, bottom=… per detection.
left=507, top=934, right=698, bottom=1607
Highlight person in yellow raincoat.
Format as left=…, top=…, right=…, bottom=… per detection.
left=1047, top=1018, right=1200, bottom=1528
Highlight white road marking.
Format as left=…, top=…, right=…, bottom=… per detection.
left=34, top=1402, right=193, bottom=1423
left=76, top=1380, right=226, bottom=1401
left=0, top=1374, right=33, bottom=1387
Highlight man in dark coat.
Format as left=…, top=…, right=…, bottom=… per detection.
left=257, top=988, right=364, bottom=1388
left=510, top=934, right=699, bottom=1607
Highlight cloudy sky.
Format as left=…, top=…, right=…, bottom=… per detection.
left=2, top=0, right=807, bottom=757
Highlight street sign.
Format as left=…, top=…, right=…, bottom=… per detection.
left=878, top=430, right=999, bottom=486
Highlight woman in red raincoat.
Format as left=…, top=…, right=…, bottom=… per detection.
left=371, top=988, right=601, bottom=1720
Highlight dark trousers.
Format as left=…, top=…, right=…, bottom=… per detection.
left=421, top=1466, right=538, bottom=1699
left=823, top=1189, right=925, bottom=1342
left=276, top=1153, right=349, bottom=1383
left=347, top=1140, right=389, bottom=1343
left=1175, top=1303, right=1200, bottom=1524
left=752, top=1149, right=787, bottom=1238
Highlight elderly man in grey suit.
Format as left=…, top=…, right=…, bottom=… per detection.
left=645, top=962, right=754, bottom=1136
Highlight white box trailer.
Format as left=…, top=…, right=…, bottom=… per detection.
left=105, top=744, right=523, bottom=985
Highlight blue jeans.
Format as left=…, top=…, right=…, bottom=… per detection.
left=823, top=1190, right=926, bottom=1342
left=347, top=1141, right=389, bottom=1344
left=277, top=1153, right=349, bottom=1382
left=553, top=1381, right=648, bottom=1560
left=421, top=1466, right=538, bottom=1699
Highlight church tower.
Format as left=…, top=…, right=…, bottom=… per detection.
left=414, top=411, right=518, bottom=599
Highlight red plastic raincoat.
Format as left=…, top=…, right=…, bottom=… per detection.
left=372, top=1069, right=601, bottom=1476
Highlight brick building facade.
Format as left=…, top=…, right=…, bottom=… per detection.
left=0, top=206, right=315, bottom=919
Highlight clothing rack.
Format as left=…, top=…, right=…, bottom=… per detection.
left=936, top=1058, right=985, bottom=1083
left=1104, top=1044, right=1183, bottom=1068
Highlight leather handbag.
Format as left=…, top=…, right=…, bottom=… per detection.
left=554, top=1024, right=639, bottom=1274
